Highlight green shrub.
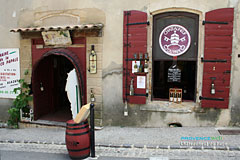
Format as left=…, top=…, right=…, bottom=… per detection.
left=8, top=70, right=33, bottom=128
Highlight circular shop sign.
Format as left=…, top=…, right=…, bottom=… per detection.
left=159, top=24, right=191, bottom=57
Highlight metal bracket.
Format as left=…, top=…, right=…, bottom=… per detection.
left=124, top=11, right=131, bottom=16
left=124, top=43, right=131, bottom=47
left=223, top=70, right=231, bottom=74
left=202, top=21, right=228, bottom=25
left=127, top=93, right=148, bottom=97
left=201, top=58, right=227, bottom=63
left=127, top=21, right=150, bottom=26
left=125, top=58, right=149, bottom=61
left=199, top=96, right=224, bottom=101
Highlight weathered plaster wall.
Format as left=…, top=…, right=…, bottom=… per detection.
left=0, top=0, right=239, bottom=127
left=100, top=0, right=240, bottom=127
left=230, top=0, right=240, bottom=126
left=0, top=0, right=32, bottom=121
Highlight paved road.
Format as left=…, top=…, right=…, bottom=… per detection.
left=1, top=142, right=240, bottom=160
left=1, top=126, right=240, bottom=159
left=0, top=151, right=148, bottom=160
left=0, top=151, right=70, bottom=160
left=1, top=127, right=240, bottom=147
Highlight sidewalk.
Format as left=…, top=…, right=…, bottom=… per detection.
left=0, top=125, right=240, bottom=151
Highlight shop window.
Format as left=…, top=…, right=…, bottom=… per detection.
left=152, top=12, right=199, bottom=102
left=153, top=60, right=197, bottom=101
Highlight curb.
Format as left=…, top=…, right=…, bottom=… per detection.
left=98, top=144, right=240, bottom=151
left=0, top=140, right=65, bottom=146
left=1, top=140, right=240, bottom=151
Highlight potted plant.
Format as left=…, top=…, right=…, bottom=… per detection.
left=8, top=70, right=33, bottom=128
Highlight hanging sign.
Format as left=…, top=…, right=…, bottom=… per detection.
left=42, top=30, right=72, bottom=46
left=0, top=48, right=20, bottom=98
left=159, top=24, right=191, bottom=57
left=168, top=64, right=181, bottom=82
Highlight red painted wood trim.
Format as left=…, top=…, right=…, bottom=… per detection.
left=201, top=8, right=234, bottom=109
left=123, top=10, right=148, bottom=104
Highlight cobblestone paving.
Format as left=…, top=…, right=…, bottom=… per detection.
left=1, top=143, right=240, bottom=160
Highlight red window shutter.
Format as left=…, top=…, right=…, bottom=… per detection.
left=123, top=10, right=148, bottom=104
left=201, top=8, right=234, bottom=108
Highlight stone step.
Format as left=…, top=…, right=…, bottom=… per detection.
left=18, top=120, right=66, bottom=129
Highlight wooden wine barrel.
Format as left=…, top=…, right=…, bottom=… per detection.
left=66, top=119, right=90, bottom=159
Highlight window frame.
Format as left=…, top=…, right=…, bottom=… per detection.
left=151, top=11, right=199, bottom=102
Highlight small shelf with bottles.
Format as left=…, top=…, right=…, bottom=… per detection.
left=132, top=52, right=149, bottom=75
left=169, top=88, right=182, bottom=103
left=126, top=58, right=149, bottom=61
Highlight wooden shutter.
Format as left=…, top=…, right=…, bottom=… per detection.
left=201, top=8, right=234, bottom=108
left=123, top=10, right=148, bottom=104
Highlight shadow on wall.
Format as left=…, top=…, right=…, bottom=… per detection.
left=0, top=99, right=14, bottom=122
left=194, top=108, right=221, bottom=125
left=230, top=102, right=240, bottom=126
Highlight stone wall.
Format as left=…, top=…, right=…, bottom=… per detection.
left=86, top=37, right=103, bottom=126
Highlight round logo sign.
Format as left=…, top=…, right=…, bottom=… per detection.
left=159, top=24, right=191, bottom=57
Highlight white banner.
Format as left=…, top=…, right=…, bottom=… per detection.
left=0, top=48, right=20, bottom=98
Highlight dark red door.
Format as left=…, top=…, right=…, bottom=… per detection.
left=31, top=37, right=86, bottom=120
left=32, top=56, right=54, bottom=119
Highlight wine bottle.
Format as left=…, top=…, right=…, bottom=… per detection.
left=133, top=60, right=138, bottom=73
left=177, top=93, right=181, bottom=102
left=89, top=45, right=97, bottom=74
left=139, top=63, right=143, bottom=73
left=170, top=92, right=173, bottom=102
left=211, top=83, right=215, bottom=95
left=90, top=89, right=95, bottom=102
left=174, top=92, right=177, bottom=102
left=130, top=79, right=134, bottom=96
left=144, top=60, right=148, bottom=73
left=124, top=101, right=128, bottom=116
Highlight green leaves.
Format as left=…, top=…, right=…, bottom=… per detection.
left=7, top=107, right=20, bottom=128
left=8, top=71, right=33, bottom=128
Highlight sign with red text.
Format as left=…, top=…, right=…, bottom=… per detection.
left=0, top=48, right=20, bottom=98
left=159, top=24, right=191, bottom=57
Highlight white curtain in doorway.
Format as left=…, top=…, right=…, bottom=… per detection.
left=65, top=68, right=81, bottom=119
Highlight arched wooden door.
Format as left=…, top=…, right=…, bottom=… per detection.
left=32, top=40, right=86, bottom=120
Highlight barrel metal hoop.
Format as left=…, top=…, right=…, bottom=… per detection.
left=66, top=130, right=89, bottom=136
left=66, top=120, right=88, bottom=126
left=68, top=146, right=90, bottom=152
left=66, top=125, right=89, bottom=130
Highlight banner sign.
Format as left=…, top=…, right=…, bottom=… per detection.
left=159, top=24, right=191, bottom=57
left=0, top=48, right=20, bottom=98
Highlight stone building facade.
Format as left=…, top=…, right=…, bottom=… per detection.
left=0, top=0, right=240, bottom=127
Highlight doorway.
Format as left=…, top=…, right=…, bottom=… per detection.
left=33, top=55, right=75, bottom=122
